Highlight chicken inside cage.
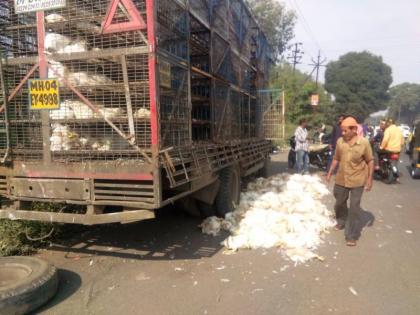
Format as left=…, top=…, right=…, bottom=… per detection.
left=0, top=0, right=274, bottom=163
left=38, top=9, right=151, bottom=155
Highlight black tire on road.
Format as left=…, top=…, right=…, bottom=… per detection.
left=215, top=166, right=241, bottom=218
left=385, top=167, right=395, bottom=184
left=0, top=256, right=58, bottom=315
left=411, top=167, right=420, bottom=179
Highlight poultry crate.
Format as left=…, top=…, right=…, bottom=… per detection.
left=0, top=0, right=275, bottom=224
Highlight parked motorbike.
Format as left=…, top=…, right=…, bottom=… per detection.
left=288, top=136, right=331, bottom=170
left=288, top=136, right=296, bottom=169
left=309, top=144, right=331, bottom=170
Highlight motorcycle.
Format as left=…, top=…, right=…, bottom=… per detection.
left=374, top=152, right=400, bottom=184
left=370, top=138, right=400, bottom=184
left=309, top=144, right=331, bottom=170
left=288, top=136, right=331, bottom=170
left=288, top=136, right=296, bottom=169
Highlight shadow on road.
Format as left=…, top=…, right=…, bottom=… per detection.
left=361, top=209, right=375, bottom=228
left=49, top=206, right=227, bottom=262
left=47, top=154, right=328, bottom=264
left=36, top=269, right=82, bottom=314
left=268, top=153, right=327, bottom=176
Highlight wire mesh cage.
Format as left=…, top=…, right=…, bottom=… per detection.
left=0, top=0, right=152, bottom=162
left=257, top=89, right=284, bottom=141
left=0, top=0, right=274, bottom=164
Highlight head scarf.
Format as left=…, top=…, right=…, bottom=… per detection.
left=341, top=116, right=358, bottom=128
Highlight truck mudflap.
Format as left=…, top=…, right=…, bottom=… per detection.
left=0, top=208, right=155, bottom=225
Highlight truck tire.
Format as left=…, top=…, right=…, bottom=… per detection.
left=0, top=256, right=58, bottom=315
left=177, top=197, right=201, bottom=217
left=256, top=158, right=270, bottom=178
left=215, top=166, right=240, bottom=217
left=197, top=201, right=216, bottom=218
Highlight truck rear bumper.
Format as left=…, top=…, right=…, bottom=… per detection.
left=0, top=208, right=155, bottom=225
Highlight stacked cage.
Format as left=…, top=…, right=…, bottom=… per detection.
left=0, top=0, right=273, bottom=162
left=0, top=0, right=152, bottom=162
left=158, top=0, right=273, bottom=146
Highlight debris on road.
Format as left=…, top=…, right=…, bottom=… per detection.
left=405, top=230, right=413, bottom=234
left=201, top=174, right=334, bottom=264
left=251, top=288, right=264, bottom=294
left=200, top=217, right=223, bottom=236
left=349, top=286, right=358, bottom=296
left=135, top=273, right=151, bottom=281
left=220, top=278, right=230, bottom=283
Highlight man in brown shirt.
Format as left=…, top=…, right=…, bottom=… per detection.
left=327, top=116, right=374, bottom=246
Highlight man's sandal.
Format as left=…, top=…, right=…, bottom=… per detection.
left=346, top=240, right=357, bottom=246
left=334, top=224, right=344, bottom=231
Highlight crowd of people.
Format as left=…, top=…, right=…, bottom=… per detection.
left=293, top=115, right=406, bottom=175
left=292, top=115, right=405, bottom=247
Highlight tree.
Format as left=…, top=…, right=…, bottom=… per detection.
left=270, top=64, right=334, bottom=125
left=247, top=0, right=296, bottom=59
left=324, top=51, right=393, bottom=121
left=388, top=83, right=420, bottom=124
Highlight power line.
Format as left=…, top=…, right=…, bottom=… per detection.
left=287, top=0, right=326, bottom=60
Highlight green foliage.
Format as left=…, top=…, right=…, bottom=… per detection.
left=387, top=83, right=420, bottom=124
left=247, top=0, right=296, bottom=58
left=0, top=203, right=85, bottom=256
left=0, top=219, right=54, bottom=256
left=324, top=51, right=393, bottom=121
left=270, top=64, right=334, bottom=127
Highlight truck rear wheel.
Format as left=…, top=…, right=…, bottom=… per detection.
left=215, top=166, right=241, bottom=217
left=256, top=158, right=270, bottom=178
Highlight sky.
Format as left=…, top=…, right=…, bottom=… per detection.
left=283, top=0, right=420, bottom=86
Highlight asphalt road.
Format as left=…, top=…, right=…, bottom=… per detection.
left=37, top=151, right=420, bottom=315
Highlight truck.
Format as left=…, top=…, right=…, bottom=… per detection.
left=0, top=0, right=279, bottom=225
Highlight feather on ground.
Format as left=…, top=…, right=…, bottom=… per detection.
left=200, top=174, right=334, bottom=264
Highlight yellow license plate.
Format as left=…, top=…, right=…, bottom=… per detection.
left=28, top=79, right=60, bottom=110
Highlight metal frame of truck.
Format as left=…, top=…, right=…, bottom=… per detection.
left=0, top=0, right=276, bottom=224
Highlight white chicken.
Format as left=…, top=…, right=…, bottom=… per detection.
left=134, top=108, right=151, bottom=119
left=201, top=174, right=335, bottom=264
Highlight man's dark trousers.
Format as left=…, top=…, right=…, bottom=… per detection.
left=333, top=185, right=364, bottom=241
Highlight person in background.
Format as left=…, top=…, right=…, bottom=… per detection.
left=412, top=120, right=420, bottom=161
left=327, top=114, right=345, bottom=171
left=294, top=118, right=310, bottom=174
left=362, top=123, right=369, bottom=138
left=375, top=118, right=404, bottom=168
left=327, top=116, right=374, bottom=247
left=357, top=123, right=364, bottom=137
left=373, top=120, right=386, bottom=145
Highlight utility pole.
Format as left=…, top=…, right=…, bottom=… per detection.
left=287, top=43, right=304, bottom=74
left=308, top=51, right=326, bottom=123
left=309, top=50, right=327, bottom=88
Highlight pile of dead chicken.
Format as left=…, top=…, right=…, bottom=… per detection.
left=200, top=174, right=335, bottom=264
